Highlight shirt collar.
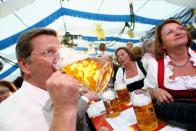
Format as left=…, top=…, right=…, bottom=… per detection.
left=20, top=81, right=50, bottom=107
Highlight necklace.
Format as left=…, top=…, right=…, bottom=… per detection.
left=170, top=57, right=189, bottom=67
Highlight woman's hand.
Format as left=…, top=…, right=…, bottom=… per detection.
left=153, top=88, right=174, bottom=104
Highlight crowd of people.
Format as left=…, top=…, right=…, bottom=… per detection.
left=0, top=19, right=195, bottom=131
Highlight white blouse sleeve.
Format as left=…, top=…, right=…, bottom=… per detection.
left=114, top=67, right=124, bottom=86
left=143, top=58, right=159, bottom=89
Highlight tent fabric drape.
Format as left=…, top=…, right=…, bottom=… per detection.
left=0, top=63, right=18, bottom=79
left=82, top=36, right=140, bottom=43
left=61, top=7, right=162, bottom=24
left=0, top=0, right=35, bottom=17
left=0, top=7, right=160, bottom=50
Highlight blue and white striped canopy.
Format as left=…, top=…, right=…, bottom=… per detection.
left=0, top=0, right=195, bottom=81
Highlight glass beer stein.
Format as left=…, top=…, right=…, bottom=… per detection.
left=114, top=82, right=130, bottom=105
left=102, top=88, right=120, bottom=118
left=54, top=47, right=113, bottom=93
left=131, top=89, right=158, bottom=131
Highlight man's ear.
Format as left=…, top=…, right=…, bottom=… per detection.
left=18, top=58, right=30, bottom=75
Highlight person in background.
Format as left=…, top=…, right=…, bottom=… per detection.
left=115, top=47, right=146, bottom=92
left=141, top=39, right=155, bottom=71
left=0, top=28, right=98, bottom=131
left=126, top=42, right=133, bottom=49
left=144, top=19, right=196, bottom=130
left=87, top=43, right=96, bottom=56
left=97, top=43, right=106, bottom=57
left=101, top=54, right=119, bottom=88
left=131, top=46, right=143, bottom=61
left=0, top=80, right=17, bottom=103
left=13, top=76, right=24, bottom=89
left=191, top=41, right=196, bottom=52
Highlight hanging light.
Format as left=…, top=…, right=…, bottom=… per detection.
left=61, top=32, right=82, bottom=48
left=125, top=2, right=135, bottom=38
left=127, top=29, right=134, bottom=38
left=125, top=22, right=134, bottom=38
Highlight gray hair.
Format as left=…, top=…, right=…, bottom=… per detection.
left=142, top=39, right=153, bottom=53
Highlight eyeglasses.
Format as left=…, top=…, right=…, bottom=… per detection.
left=164, top=26, right=185, bottom=36
left=31, top=48, right=59, bottom=57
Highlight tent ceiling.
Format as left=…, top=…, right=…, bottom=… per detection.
left=0, top=0, right=188, bottom=40
left=0, top=0, right=196, bottom=81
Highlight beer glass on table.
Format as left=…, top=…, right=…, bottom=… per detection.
left=54, top=47, right=113, bottom=93
left=114, top=82, right=130, bottom=105
left=102, top=88, right=120, bottom=118
left=131, top=89, right=158, bottom=131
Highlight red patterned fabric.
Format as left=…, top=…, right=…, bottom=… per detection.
left=157, top=59, right=196, bottom=100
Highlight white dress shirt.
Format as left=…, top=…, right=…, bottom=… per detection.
left=0, top=80, right=90, bottom=131
left=0, top=81, right=50, bottom=131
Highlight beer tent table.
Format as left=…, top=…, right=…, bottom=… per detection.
left=88, top=100, right=186, bottom=131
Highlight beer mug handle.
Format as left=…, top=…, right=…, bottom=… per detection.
left=107, top=101, right=113, bottom=114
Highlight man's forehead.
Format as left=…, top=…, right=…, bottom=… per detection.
left=31, top=40, right=61, bottom=48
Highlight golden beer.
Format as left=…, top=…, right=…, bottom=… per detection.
left=133, top=102, right=158, bottom=131
left=132, top=89, right=158, bottom=131
left=103, top=98, right=120, bottom=118
left=102, top=89, right=120, bottom=118
left=115, top=82, right=130, bottom=105
left=55, top=48, right=113, bottom=93
left=116, top=88, right=130, bottom=105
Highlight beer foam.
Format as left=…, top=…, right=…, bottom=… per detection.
left=54, top=47, right=89, bottom=70
left=114, top=82, right=127, bottom=90
left=131, top=94, right=151, bottom=106
left=102, top=90, right=115, bottom=101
